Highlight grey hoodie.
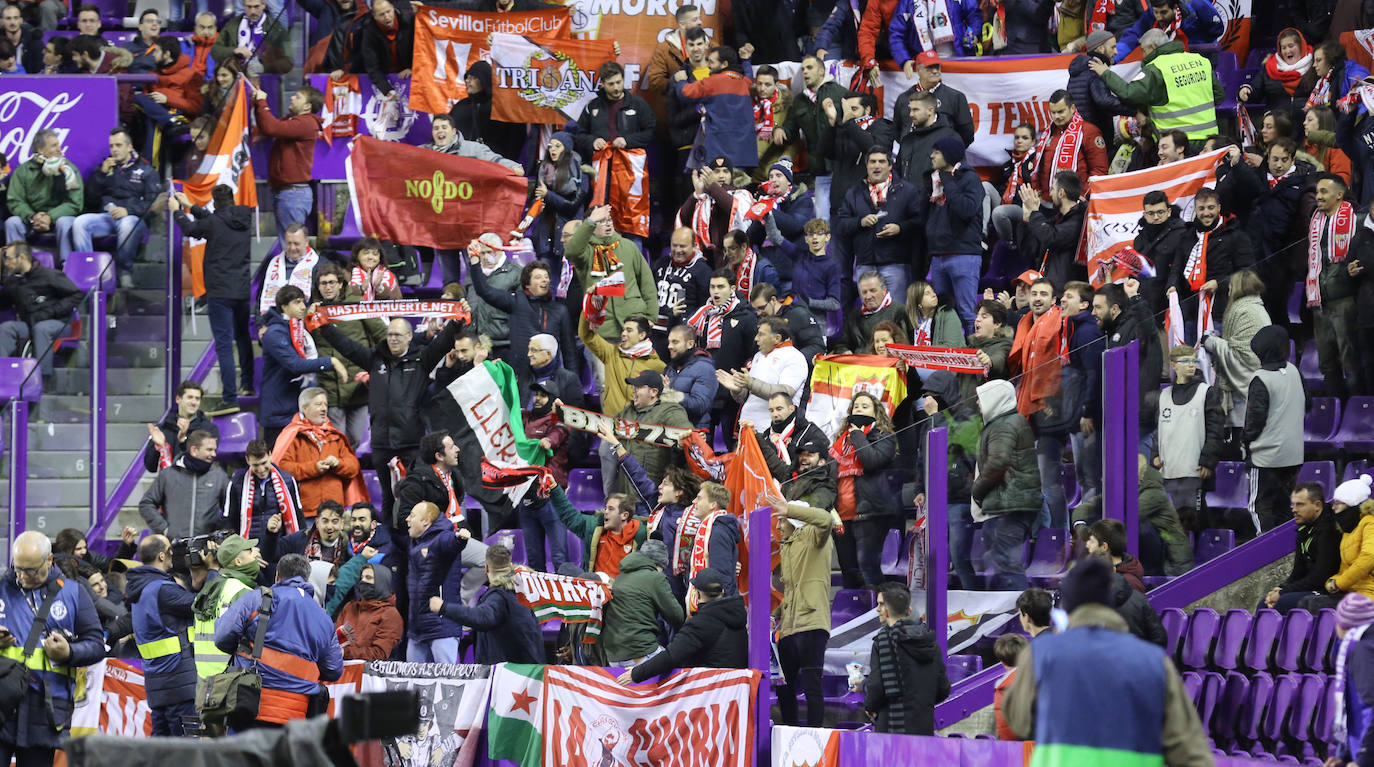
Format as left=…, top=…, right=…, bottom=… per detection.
left=137, top=456, right=230, bottom=537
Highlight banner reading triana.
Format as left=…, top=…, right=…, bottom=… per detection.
left=883, top=344, right=988, bottom=375
left=486, top=33, right=618, bottom=124
left=410, top=6, right=572, bottom=113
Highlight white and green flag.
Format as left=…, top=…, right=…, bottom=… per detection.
left=486, top=663, right=544, bottom=766
left=447, top=360, right=548, bottom=506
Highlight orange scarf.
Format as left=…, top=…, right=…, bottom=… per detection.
left=1008, top=305, right=1065, bottom=417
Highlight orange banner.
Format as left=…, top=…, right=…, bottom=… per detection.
left=485, top=33, right=618, bottom=124
left=410, top=5, right=572, bottom=114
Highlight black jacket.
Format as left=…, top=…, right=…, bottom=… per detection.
left=448, top=61, right=524, bottom=161
left=1111, top=572, right=1168, bottom=647
left=630, top=594, right=748, bottom=681
left=173, top=204, right=252, bottom=300
left=320, top=319, right=462, bottom=451
left=1101, top=294, right=1163, bottom=427
left=466, top=265, right=572, bottom=388
left=572, top=91, right=656, bottom=158
left=848, top=426, right=900, bottom=520
left=733, top=0, right=802, bottom=63
left=827, top=116, right=898, bottom=206
left=1351, top=225, right=1374, bottom=328
left=894, top=83, right=975, bottom=146
left=1131, top=207, right=1191, bottom=317
left=141, top=409, right=220, bottom=473
left=1216, top=160, right=1316, bottom=264
left=1020, top=201, right=1088, bottom=290
left=779, top=301, right=826, bottom=363
left=896, top=118, right=960, bottom=195
left=702, top=300, right=758, bottom=379
left=439, top=584, right=543, bottom=664
left=87, top=155, right=162, bottom=219
left=864, top=618, right=950, bottom=735
left=393, top=460, right=465, bottom=530
left=0, top=263, right=82, bottom=325
left=1242, top=325, right=1310, bottom=445
left=1170, top=216, right=1254, bottom=324
left=1280, top=507, right=1342, bottom=593
left=835, top=173, right=924, bottom=268
left=359, top=11, right=415, bottom=96
left=1067, top=52, right=1130, bottom=140
left=926, top=165, right=987, bottom=257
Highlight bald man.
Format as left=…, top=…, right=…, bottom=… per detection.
left=0, top=531, right=103, bottom=758
left=652, top=227, right=712, bottom=354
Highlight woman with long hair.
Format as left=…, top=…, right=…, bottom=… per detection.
left=348, top=237, right=401, bottom=301
left=1301, top=105, right=1352, bottom=184
left=831, top=392, right=899, bottom=589
left=201, top=58, right=242, bottom=121
left=904, top=280, right=966, bottom=348
left=1201, top=269, right=1271, bottom=428
left=1239, top=29, right=1313, bottom=120
left=527, top=131, right=589, bottom=290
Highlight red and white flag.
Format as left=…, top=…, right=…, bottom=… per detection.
left=541, top=665, right=759, bottom=767
left=883, top=344, right=988, bottom=375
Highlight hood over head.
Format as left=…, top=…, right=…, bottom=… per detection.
left=1249, top=325, right=1290, bottom=369
left=976, top=379, right=1018, bottom=421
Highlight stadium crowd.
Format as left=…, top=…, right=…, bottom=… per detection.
left=6, top=0, right=1374, bottom=762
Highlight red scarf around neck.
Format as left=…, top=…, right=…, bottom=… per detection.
left=239, top=466, right=302, bottom=539
left=861, top=290, right=893, bottom=316
left=689, top=296, right=739, bottom=349
left=1306, top=201, right=1355, bottom=308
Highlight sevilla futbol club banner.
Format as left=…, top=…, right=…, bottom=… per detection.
left=410, top=5, right=572, bottom=113
left=346, top=135, right=526, bottom=250
left=1083, top=148, right=1225, bottom=288
left=540, top=665, right=758, bottom=766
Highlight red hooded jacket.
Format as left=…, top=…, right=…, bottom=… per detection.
left=154, top=53, right=205, bottom=115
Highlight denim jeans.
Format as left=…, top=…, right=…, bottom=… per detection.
left=0, top=319, right=69, bottom=376
left=406, top=636, right=459, bottom=664
left=6, top=215, right=75, bottom=263
left=852, top=517, right=891, bottom=587
left=813, top=175, right=832, bottom=222
left=853, top=263, right=910, bottom=310
left=947, top=502, right=978, bottom=589
left=982, top=511, right=1034, bottom=590
left=520, top=499, right=569, bottom=573
left=206, top=297, right=253, bottom=406
left=273, top=186, right=313, bottom=245
left=1070, top=429, right=1100, bottom=505
left=72, top=212, right=147, bottom=273
left=149, top=700, right=198, bottom=737
left=927, top=254, right=982, bottom=333
left=1036, top=433, right=1068, bottom=528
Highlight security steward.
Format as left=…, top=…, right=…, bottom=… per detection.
left=126, top=534, right=199, bottom=736
left=190, top=534, right=262, bottom=680
left=1089, top=28, right=1225, bottom=143
left=0, top=531, right=103, bottom=766
left=213, top=553, right=343, bottom=728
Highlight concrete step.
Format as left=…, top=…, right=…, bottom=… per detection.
left=0, top=476, right=157, bottom=510
left=13, top=504, right=151, bottom=537
left=110, top=315, right=174, bottom=343
left=27, top=422, right=153, bottom=450
left=113, top=289, right=170, bottom=316
left=37, top=394, right=165, bottom=424
left=106, top=341, right=170, bottom=368
left=54, top=367, right=165, bottom=396
left=15, top=448, right=143, bottom=479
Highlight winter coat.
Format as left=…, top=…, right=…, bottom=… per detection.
left=733, top=0, right=803, bottom=63
left=747, top=186, right=815, bottom=282
left=926, top=166, right=987, bottom=257
left=780, top=77, right=849, bottom=176
left=393, top=463, right=465, bottom=531
left=525, top=157, right=589, bottom=266
left=359, top=11, right=414, bottom=96
left=841, top=303, right=913, bottom=354
left=1280, top=507, right=1342, bottom=594
left=1216, top=159, right=1315, bottom=263
left=173, top=204, right=252, bottom=300
left=827, top=116, right=898, bottom=205
left=864, top=618, right=950, bottom=735
left=405, top=517, right=468, bottom=641
left=792, top=248, right=844, bottom=321
left=664, top=349, right=719, bottom=429
left=844, top=425, right=900, bottom=521
left=630, top=594, right=749, bottom=681
left=897, top=118, right=960, bottom=195
left=1100, top=40, right=1226, bottom=114
left=675, top=70, right=760, bottom=169
left=275, top=423, right=362, bottom=515
left=1065, top=309, right=1105, bottom=423
left=776, top=503, right=835, bottom=640
left=467, top=260, right=572, bottom=381
left=914, top=371, right=982, bottom=502
left=1115, top=0, right=1223, bottom=60
left=857, top=0, right=899, bottom=67
left=574, top=91, right=656, bottom=158
left=0, top=569, right=103, bottom=749
left=894, top=83, right=976, bottom=147
left=126, top=566, right=196, bottom=707
left=645, top=31, right=688, bottom=94
left=224, top=465, right=304, bottom=541
left=960, top=327, right=1015, bottom=401
left=1019, top=200, right=1088, bottom=290
left=141, top=409, right=220, bottom=473
left=1333, top=513, right=1374, bottom=600
left=215, top=577, right=344, bottom=700
left=1112, top=571, right=1168, bottom=646
left=693, top=301, right=757, bottom=383
left=137, top=455, right=230, bottom=537
left=1101, top=294, right=1164, bottom=427
left=1030, top=118, right=1109, bottom=199
left=464, top=257, right=520, bottom=349
left=1001, top=0, right=1054, bottom=54
left=153, top=53, right=204, bottom=114
left=835, top=174, right=925, bottom=268
left=598, top=551, right=685, bottom=662
left=615, top=398, right=692, bottom=489
left=438, top=578, right=543, bottom=664
left=1352, top=225, right=1374, bottom=328
left=1170, top=217, right=1254, bottom=324
left=578, top=313, right=666, bottom=418
left=448, top=61, right=525, bottom=162
left=260, top=308, right=336, bottom=430
left=778, top=301, right=827, bottom=362
left=319, top=318, right=462, bottom=450
left=1202, top=294, right=1269, bottom=417
left=972, top=382, right=1042, bottom=515
left=1067, top=52, right=1131, bottom=140
left=6, top=153, right=83, bottom=222
left=88, top=154, right=162, bottom=220
left=1337, top=107, right=1374, bottom=206
left=564, top=219, right=658, bottom=342
left=334, top=566, right=403, bottom=661
left=212, top=13, right=291, bottom=73
left=420, top=133, right=523, bottom=172
left=890, top=0, right=981, bottom=61
left=310, top=293, right=386, bottom=409
left=652, top=251, right=713, bottom=332
left=1116, top=552, right=1147, bottom=593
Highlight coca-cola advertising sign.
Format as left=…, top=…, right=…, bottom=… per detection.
left=0, top=76, right=118, bottom=175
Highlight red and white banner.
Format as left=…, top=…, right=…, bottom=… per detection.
left=591, top=147, right=650, bottom=238
left=804, top=354, right=909, bottom=440
left=1213, top=0, right=1253, bottom=69
left=883, top=344, right=988, bottom=374
left=512, top=569, right=612, bottom=638
left=541, top=665, right=759, bottom=767
left=1083, top=148, right=1226, bottom=288
left=485, top=33, right=618, bottom=124
left=305, top=299, right=472, bottom=330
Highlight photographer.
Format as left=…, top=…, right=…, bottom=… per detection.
left=126, top=534, right=198, bottom=736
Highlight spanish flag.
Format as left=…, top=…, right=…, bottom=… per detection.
left=804, top=354, right=908, bottom=441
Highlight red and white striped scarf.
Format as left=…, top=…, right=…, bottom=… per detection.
left=754, top=92, right=777, bottom=138
left=432, top=464, right=463, bottom=524
left=861, top=290, right=894, bottom=316
left=260, top=248, right=319, bottom=314
left=685, top=509, right=727, bottom=613
left=868, top=176, right=891, bottom=208
left=349, top=265, right=398, bottom=302
left=769, top=418, right=796, bottom=463
left=688, top=296, right=739, bottom=349
left=930, top=162, right=962, bottom=203
left=1031, top=112, right=1084, bottom=182
left=349, top=525, right=377, bottom=556
left=688, top=189, right=753, bottom=256
left=1268, top=164, right=1296, bottom=189
left=913, top=316, right=932, bottom=346
left=1306, top=70, right=1334, bottom=110
left=1306, top=201, right=1355, bottom=308
left=1159, top=10, right=1187, bottom=45
left=1088, top=0, right=1115, bottom=32
left=155, top=439, right=174, bottom=470
left=672, top=512, right=700, bottom=576
left=239, top=466, right=301, bottom=539
left=1002, top=149, right=1029, bottom=204
left=855, top=114, right=875, bottom=131
left=733, top=248, right=759, bottom=296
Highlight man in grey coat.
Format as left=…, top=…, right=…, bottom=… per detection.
left=137, top=430, right=230, bottom=537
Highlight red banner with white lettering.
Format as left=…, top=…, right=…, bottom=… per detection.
left=883, top=344, right=989, bottom=375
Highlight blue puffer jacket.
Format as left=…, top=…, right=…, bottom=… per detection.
left=0, top=569, right=103, bottom=748
left=214, top=576, right=344, bottom=696
left=260, top=308, right=335, bottom=430
left=925, top=165, right=987, bottom=256
left=889, top=0, right=981, bottom=61
left=126, top=565, right=196, bottom=708
left=1116, top=0, right=1223, bottom=61
left=87, top=154, right=163, bottom=219
left=665, top=349, right=719, bottom=429
left=406, top=518, right=469, bottom=641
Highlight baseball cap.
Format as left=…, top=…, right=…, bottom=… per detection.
left=1013, top=269, right=1044, bottom=286
left=625, top=370, right=664, bottom=391
left=216, top=534, right=259, bottom=567
left=793, top=431, right=829, bottom=456
left=691, top=569, right=729, bottom=592
left=915, top=51, right=941, bottom=68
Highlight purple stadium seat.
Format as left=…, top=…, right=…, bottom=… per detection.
left=1299, top=339, right=1324, bottom=391
left=1292, top=674, right=1326, bottom=743
left=1214, top=609, right=1252, bottom=671
left=1026, top=528, right=1071, bottom=588
left=1264, top=674, right=1299, bottom=741
left=1329, top=397, right=1374, bottom=453
left=1060, top=462, right=1079, bottom=509
left=1243, top=609, right=1282, bottom=672
left=362, top=471, right=381, bottom=506
left=1182, top=671, right=1203, bottom=706
left=1206, top=462, right=1248, bottom=510
left=1304, top=398, right=1342, bottom=448
left=213, top=411, right=257, bottom=459
left=1316, top=675, right=1338, bottom=743
left=64, top=251, right=115, bottom=295
left=1239, top=671, right=1275, bottom=741
left=947, top=654, right=982, bottom=684
left=486, top=528, right=526, bottom=566
left=31, top=251, right=54, bottom=269
left=1304, top=609, right=1337, bottom=674
left=1215, top=672, right=1251, bottom=747
left=1161, top=607, right=1188, bottom=661
left=1181, top=609, right=1221, bottom=670
left=830, top=589, right=874, bottom=626
left=567, top=468, right=604, bottom=510
left=880, top=529, right=903, bottom=576
left=1288, top=282, right=1304, bottom=326
left=1345, top=461, right=1371, bottom=483
left=1275, top=610, right=1314, bottom=672
left=1297, top=461, right=1338, bottom=502
left=820, top=674, right=850, bottom=699
left=1199, top=672, right=1224, bottom=732
left=1196, top=529, right=1235, bottom=565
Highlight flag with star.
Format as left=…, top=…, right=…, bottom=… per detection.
left=487, top=663, right=544, bottom=766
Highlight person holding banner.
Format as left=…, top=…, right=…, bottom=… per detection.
left=308, top=263, right=385, bottom=448
left=674, top=45, right=759, bottom=172
left=250, top=84, right=325, bottom=244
